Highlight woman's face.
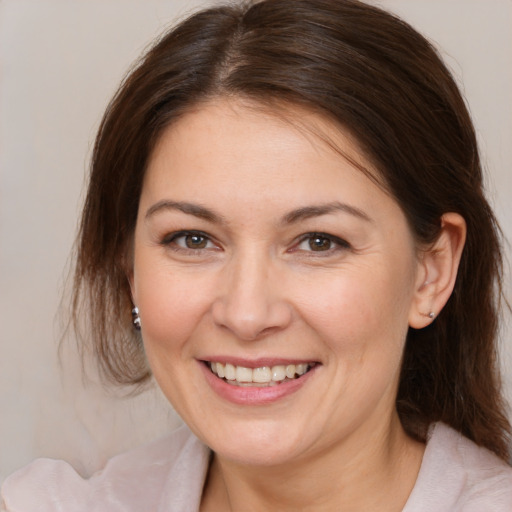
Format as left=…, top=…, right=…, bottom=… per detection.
left=131, top=99, right=424, bottom=466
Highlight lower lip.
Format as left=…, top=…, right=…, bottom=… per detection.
left=199, top=362, right=318, bottom=405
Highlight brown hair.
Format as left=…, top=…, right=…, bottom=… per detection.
left=73, top=0, right=511, bottom=459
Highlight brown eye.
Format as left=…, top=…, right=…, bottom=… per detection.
left=185, top=234, right=208, bottom=249
left=294, top=233, right=350, bottom=254
left=308, top=236, right=332, bottom=251
left=163, top=231, right=215, bottom=251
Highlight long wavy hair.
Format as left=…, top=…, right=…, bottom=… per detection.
left=72, top=0, right=511, bottom=460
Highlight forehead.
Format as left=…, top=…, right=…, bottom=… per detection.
left=139, top=98, right=396, bottom=222
left=146, top=98, right=381, bottom=185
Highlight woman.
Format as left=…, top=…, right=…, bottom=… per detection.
left=2, top=0, right=511, bottom=510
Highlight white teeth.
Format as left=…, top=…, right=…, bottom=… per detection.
left=216, top=362, right=225, bottom=379
left=252, top=366, right=271, bottom=383
left=272, top=365, right=286, bottom=381
left=209, top=362, right=313, bottom=385
left=224, top=363, right=236, bottom=381
left=285, top=365, right=296, bottom=379
left=236, top=366, right=253, bottom=382
left=296, top=363, right=308, bottom=376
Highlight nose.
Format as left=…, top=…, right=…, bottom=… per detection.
left=211, top=251, right=293, bottom=341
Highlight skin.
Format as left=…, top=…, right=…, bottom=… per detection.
left=129, top=99, right=466, bottom=511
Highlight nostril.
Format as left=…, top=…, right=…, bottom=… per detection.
left=211, top=299, right=292, bottom=341
left=210, top=263, right=293, bottom=340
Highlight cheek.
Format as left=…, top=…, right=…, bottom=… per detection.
left=292, top=264, right=413, bottom=356
left=134, top=263, right=215, bottom=355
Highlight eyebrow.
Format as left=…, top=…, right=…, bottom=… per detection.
left=145, top=200, right=225, bottom=224
left=282, top=202, right=372, bottom=224
left=145, top=199, right=371, bottom=225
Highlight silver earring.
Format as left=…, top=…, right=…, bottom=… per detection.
left=428, top=312, right=435, bottom=319
left=132, top=306, right=141, bottom=330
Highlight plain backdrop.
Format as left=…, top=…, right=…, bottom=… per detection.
left=1, top=0, right=511, bottom=481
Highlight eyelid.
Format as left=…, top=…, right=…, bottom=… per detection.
left=160, top=230, right=219, bottom=250
left=159, top=230, right=349, bottom=254
left=292, top=232, right=351, bottom=252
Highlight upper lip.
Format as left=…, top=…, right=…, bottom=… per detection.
left=200, top=357, right=319, bottom=368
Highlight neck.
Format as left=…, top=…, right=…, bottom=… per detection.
left=201, top=413, right=425, bottom=512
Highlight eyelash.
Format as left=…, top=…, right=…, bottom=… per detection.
left=160, top=230, right=350, bottom=255
left=160, top=230, right=218, bottom=253
left=292, top=232, right=351, bottom=254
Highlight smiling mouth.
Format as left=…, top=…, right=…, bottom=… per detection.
left=207, top=361, right=317, bottom=387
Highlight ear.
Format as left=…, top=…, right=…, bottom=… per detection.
left=408, top=213, right=466, bottom=329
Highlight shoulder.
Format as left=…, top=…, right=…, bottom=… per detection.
left=1, top=425, right=210, bottom=512
left=404, top=423, right=512, bottom=512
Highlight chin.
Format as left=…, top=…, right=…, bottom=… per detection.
left=201, top=419, right=311, bottom=467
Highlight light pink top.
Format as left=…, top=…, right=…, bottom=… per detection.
left=2, top=423, right=511, bottom=511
